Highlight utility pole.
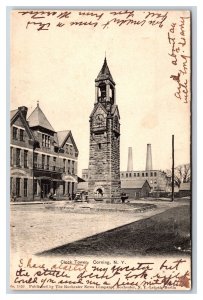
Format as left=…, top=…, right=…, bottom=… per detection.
left=171, top=134, right=175, bottom=202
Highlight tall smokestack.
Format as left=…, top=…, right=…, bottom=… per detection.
left=127, top=147, right=133, bottom=171
left=146, top=144, right=152, bottom=171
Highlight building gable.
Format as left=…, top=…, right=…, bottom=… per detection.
left=60, top=131, right=79, bottom=154
left=90, top=102, right=108, bottom=118
left=11, top=109, right=34, bottom=141
left=143, top=180, right=151, bottom=189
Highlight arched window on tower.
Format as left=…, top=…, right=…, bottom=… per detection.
left=99, top=83, right=106, bottom=102
left=110, top=85, right=114, bottom=104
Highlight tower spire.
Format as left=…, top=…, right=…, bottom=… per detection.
left=96, top=57, right=114, bottom=84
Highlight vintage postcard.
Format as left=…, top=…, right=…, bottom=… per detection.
left=10, top=9, right=191, bottom=291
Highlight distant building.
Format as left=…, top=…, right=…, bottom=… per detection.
left=120, top=170, right=170, bottom=192
left=77, top=175, right=88, bottom=192
left=77, top=181, right=88, bottom=196
left=82, top=169, right=89, bottom=181
left=10, top=103, right=78, bottom=201
left=179, top=182, right=191, bottom=198
left=121, top=179, right=151, bottom=199
left=121, top=144, right=170, bottom=192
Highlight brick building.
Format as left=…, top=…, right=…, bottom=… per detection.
left=88, top=58, right=121, bottom=202
left=120, top=170, right=170, bottom=192
left=10, top=104, right=78, bottom=201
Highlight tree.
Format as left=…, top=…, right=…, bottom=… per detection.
left=165, top=163, right=191, bottom=188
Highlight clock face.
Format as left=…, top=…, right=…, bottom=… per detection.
left=94, top=114, right=105, bottom=127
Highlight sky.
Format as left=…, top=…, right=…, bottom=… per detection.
left=10, top=10, right=191, bottom=176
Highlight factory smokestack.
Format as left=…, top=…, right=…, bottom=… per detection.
left=146, top=144, right=152, bottom=171
left=127, top=147, right=133, bottom=171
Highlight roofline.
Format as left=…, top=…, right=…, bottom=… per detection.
left=28, top=125, right=56, bottom=134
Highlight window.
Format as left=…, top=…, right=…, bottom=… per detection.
left=13, top=127, right=18, bottom=140
left=42, top=134, right=45, bottom=147
left=126, top=173, right=128, bottom=178
left=98, top=143, right=101, bottom=150
left=42, top=134, right=51, bottom=148
left=68, top=160, right=70, bottom=173
left=34, top=153, right=38, bottom=168
left=53, top=157, right=56, bottom=171
left=65, top=144, right=68, bottom=154
left=129, top=173, right=131, bottom=177
left=24, top=178, right=28, bottom=197
left=146, top=172, right=148, bottom=177
left=134, top=173, right=136, bottom=177
left=34, top=179, right=37, bottom=195
left=142, top=173, right=144, bottom=177
left=72, top=161, right=75, bottom=174
left=150, top=172, right=153, bottom=177
left=70, top=145, right=73, bottom=155
left=16, top=178, right=20, bottom=197
left=121, top=173, right=124, bottom=177
left=10, top=147, right=13, bottom=166
left=137, top=173, right=140, bottom=177
left=154, top=172, right=157, bottom=176
left=48, top=136, right=50, bottom=148
left=24, top=150, right=28, bottom=168
left=16, top=148, right=21, bottom=167
left=42, top=155, right=45, bottom=169
left=63, top=159, right=66, bottom=172
left=47, top=156, right=50, bottom=170
left=20, top=129, right=24, bottom=141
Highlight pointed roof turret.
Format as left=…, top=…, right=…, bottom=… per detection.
left=27, top=102, right=55, bottom=132
left=96, top=57, right=115, bottom=84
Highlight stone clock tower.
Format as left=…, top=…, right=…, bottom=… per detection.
left=88, top=58, right=121, bottom=203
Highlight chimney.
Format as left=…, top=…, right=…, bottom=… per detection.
left=127, top=147, right=133, bottom=171
left=18, top=106, right=28, bottom=119
left=146, top=144, right=152, bottom=171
